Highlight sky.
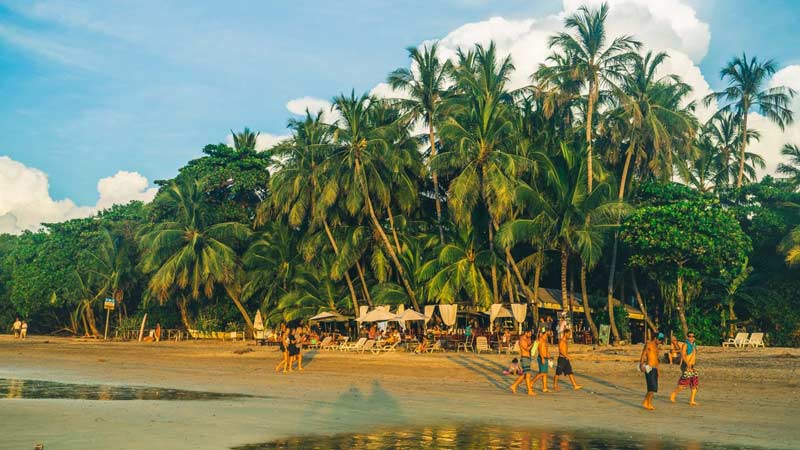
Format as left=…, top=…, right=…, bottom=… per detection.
left=1, top=0, right=799, bottom=234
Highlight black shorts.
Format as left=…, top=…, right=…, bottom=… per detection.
left=288, top=345, right=300, bottom=356
left=556, top=356, right=573, bottom=375
left=645, top=367, right=659, bottom=393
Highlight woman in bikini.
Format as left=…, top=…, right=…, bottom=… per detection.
left=670, top=332, right=699, bottom=405
left=275, top=324, right=289, bottom=373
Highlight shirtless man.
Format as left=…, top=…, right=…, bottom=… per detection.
left=639, top=332, right=664, bottom=410
left=553, top=329, right=582, bottom=391
left=531, top=328, right=551, bottom=393
left=510, top=329, right=535, bottom=396
left=670, top=331, right=700, bottom=406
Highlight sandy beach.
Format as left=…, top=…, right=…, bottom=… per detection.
left=0, top=336, right=798, bottom=450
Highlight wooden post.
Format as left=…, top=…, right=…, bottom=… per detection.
left=104, top=308, right=111, bottom=340
left=138, top=313, right=148, bottom=342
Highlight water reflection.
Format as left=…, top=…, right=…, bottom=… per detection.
left=234, top=426, right=766, bottom=450
left=0, top=378, right=253, bottom=401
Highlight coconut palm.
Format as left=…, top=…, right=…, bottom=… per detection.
left=388, top=42, right=452, bottom=243
left=777, top=144, right=800, bottom=189
left=85, top=227, right=137, bottom=321
left=138, top=180, right=253, bottom=331
left=779, top=226, right=800, bottom=267
left=268, top=259, right=351, bottom=324
left=547, top=2, right=641, bottom=191
left=327, top=91, right=421, bottom=310
left=230, top=127, right=260, bottom=152
left=702, top=110, right=763, bottom=188
left=704, top=53, right=796, bottom=187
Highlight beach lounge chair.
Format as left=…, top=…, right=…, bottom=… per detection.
left=475, top=336, right=490, bottom=354
left=322, top=336, right=342, bottom=350
left=425, top=339, right=444, bottom=353
left=342, top=337, right=366, bottom=352
left=372, top=341, right=399, bottom=354
left=309, top=336, right=331, bottom=350
left=457, top=337, right=474, bottom=353
left=747, top=332, right=765, bottom=348
left=358, top=339, right=376, bottom=353
left=723, top=332, right=749, bottom=348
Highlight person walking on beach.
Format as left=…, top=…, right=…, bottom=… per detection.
left=12, top=317, right=21, bottom=338
left=553, top=329, right=582, bottom=391
left=20, top=321, right=28, bottom=339
left=531, top=329, right=551, bottom=393
left=640, top=332, right=664, bottom=410
left=275, top=324, right=289, bottom=373
left=510, top=329, right=535, bottom=396
left=287, top=327, right=302, bottom=372
left=670, top=331, right=699, bottom=406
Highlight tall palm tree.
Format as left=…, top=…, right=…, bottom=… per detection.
left=704, top=53, right=796, bottom=187
left=230, top=127, right=260, bottom=152
left=85, top=228, right=137, bottom=321
left=263, top=110, right=364, bottom=315
left=779, top=226, right=800, bottom=267
left=434, top=43, right=526, bottom=304
left=547, top=2, right=641, bottom=191
left=777, top=143, right=800, bottom=189
left=388, top=42, right=452, bottom=243
left=268, top=259, right=351, bottom=324
left=138, top=180, right=254, bottom=331
left=328, top=91, right=421, bottom=310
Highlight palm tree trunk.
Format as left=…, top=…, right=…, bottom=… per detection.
left=586, top=78, right=597, bottom=192
left=631, top=271, right=657, bottom=333
left=506, top=249, right=537, bottom=321
left=429, top=122, right=445, bottom=244
left=223, top=284, right=255, bottom=335
left=737, top=112, right=749, bottom=188
left=489, top=224, right=500, bottom=304
left=322, top=219, right=362, bottom=316
left=580, top=262, right=599, bottom=340
left=532, top=250, right=542, bottom=325
left=354, top=261, right=374, bottom=307
left=84, top=302, right=101, bottom=336
left=386, top=205, right=403, bottom=254
left=560, top=244, right=569, bottom=308
left=675, top=275, right=690, bottom=336
left=356, top=158, right=420, bottom=311
left=607, top=233, right=621, bottom=344
left=619, top=143, right=635, bottom=199
left=178, top=295, right=192, bottom=330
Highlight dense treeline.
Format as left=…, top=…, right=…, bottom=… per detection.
left=1, top=4, right=799, bottom=345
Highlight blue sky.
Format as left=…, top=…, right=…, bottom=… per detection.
left=1, top=0, right=799, bottom=205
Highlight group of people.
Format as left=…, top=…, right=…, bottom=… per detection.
left=275, top=324, right=305, bottom=373
left=12, top=317, right=28, bottom=339
left=509, top=326, right=582, bottom=396
left=639, top=331, right=700, bottom=410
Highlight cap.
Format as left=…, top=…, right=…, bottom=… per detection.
left=657, top=332, right=665, bottom=340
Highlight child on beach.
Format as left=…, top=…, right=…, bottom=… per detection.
left=504, top=358, right=522, bottom=375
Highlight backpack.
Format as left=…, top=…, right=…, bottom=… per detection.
left=530, top=340, right=539, bottom=359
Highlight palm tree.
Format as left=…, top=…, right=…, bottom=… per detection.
left=328, top=91, right=421, bottom=310
left=264, top=110, right=364, bottom=315
left=547, top=2, right=641, bottom=191
left=230, top=127, right=260, bottom=152
left=268, top=259, right=351, bottom=324
left=779, top=226, right=800, bottom=266
left=388, top=42, right=452, bottom=243
left=85, top=228, right=137, bottom=322
left=704, top=53, right=796, bottom=187
left=777, top=143, right=800, bottom=189
left=138, top=180, right=254, bottom=332
left=241, top=223, right=302, bottom=314
left=703, top=111, right=761, bottom=188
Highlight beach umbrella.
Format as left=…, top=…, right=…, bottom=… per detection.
left=253, top=310, right=265, bottom=331
left=309, top=311, right=349, bottom=322
left=356, top=308, right=398, bottom=322
left=394, top=309, right=427, bottom=322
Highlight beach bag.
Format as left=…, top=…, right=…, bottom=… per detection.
left=530, top=340, right=539, bottom=358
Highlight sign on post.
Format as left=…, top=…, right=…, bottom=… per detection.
left=104, top=298, right=116, bottom=310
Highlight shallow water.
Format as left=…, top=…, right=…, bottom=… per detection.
left=234, top=426, right=768, bottom=450
left=0, top=378, right=253, bottom=401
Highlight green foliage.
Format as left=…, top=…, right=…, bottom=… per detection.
left=684, top=305, right=720, bottom=344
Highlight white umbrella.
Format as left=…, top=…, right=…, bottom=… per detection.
left=309, top=311, right=349, bottom=322
left=253, top=310, right=265, bottom=331
left=394, top=309, right=427, bottom=322
left=356, top=308, right=398, bottom=322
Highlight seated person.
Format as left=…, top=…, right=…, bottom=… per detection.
left=504, top=358, right=522, bottom=375
left=666, top=335, right=683, bottom=365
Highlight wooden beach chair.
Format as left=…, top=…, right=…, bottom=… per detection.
left=426, top=339, right=445, bottom=353
left=321, top=336, right=340, bottom=350
left=343, top=337, right=367, bottom=352
left=747, top=332, right=765, bottom=348
left=358, top=339, right=376, bottom=353
left=333, top=336, right=350, bottom=350
left=457, top=336, right=474, bottom=353
left=309, top=336, right=331, bottom=350
left=475, top=336, right=490, bottom=354
left=722, top=332, right=749, bottom=348
left=372, top=341, right=399, bottom=354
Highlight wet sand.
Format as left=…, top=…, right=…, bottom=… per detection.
left=0, top=336, right=798, bottom=450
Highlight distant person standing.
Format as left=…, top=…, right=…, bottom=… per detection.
left=531, top=329, right=551, bottom=393
left=510, top=329, right=535, bottom=396
left=639, top=332, right=664, bottom=410
left=670, top=332, right=700, bottom=406
left=553, top=329, right=582, bottom=391
left=557, top=314, right=568, bottom=342
left=12, top=317, right=21, bottom=338
left=20, top=321, right=28, bottom=339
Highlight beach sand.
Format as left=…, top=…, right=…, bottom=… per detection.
left=0, top=336, right=798, bottom=450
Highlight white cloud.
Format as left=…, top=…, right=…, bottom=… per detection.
left=0, top=157, right=157, bottom=234
left=224, top=133, right=288, bottom=152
